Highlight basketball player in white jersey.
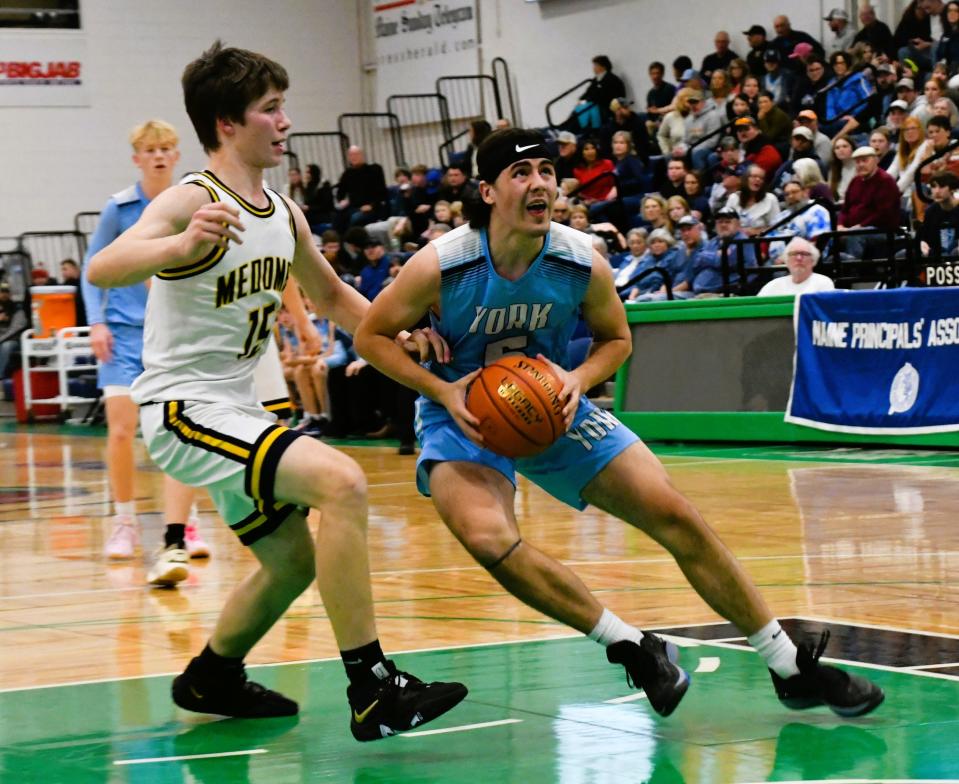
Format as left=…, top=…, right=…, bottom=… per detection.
left=87, top=41, right=465, bottom=738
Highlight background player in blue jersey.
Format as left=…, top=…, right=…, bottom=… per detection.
left=81, top=120, right=210, bottom=585
left=355, top=128, right=884, bottom=719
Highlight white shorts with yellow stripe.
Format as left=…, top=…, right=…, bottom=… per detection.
left=140, top=400, right=304, bottom=546
left=254, top=339, right=293, bottom=420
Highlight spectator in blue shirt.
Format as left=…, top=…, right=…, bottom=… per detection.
left=358, top=238, right=393, bottom=300
left=690, top=206, right=758, bottom=294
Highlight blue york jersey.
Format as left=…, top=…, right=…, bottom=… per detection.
left=81, top=182, right=151, bottom=327
left=418, top=222, right=593, bottom=428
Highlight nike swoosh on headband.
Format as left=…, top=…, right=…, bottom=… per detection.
left=515, top=143, right=539, bottom=153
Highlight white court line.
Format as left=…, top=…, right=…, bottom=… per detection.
left=694, top=656, right=721, bottom=673
left=114, top=749, right=266, bottom=765
left=604, top=692, right=648, bottom=705
left=4, top=552, right=959, bottom=600
left=401, top=718, right=522, bottom=737
left=5, top=618, right=959, bottom=694
left=790, top=614, right=959, bottom=641
left=907, top=662, right=959, bottom=671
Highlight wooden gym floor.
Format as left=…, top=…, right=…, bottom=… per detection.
left=1, top=423, right=958, bottom=782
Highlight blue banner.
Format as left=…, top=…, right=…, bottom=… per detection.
left=786, top=289, right=959, bottom=434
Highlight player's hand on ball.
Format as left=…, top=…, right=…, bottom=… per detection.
left=440, top=369, right=483, bottom=446
left=179, top=202, right=244, bottom=265
left=537, top=354, right=581, bottom=429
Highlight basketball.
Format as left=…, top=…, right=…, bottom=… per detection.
left=465, top=355, right=566, bottom=458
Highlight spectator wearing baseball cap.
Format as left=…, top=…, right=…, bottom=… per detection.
left=743, top=24, right=769, bottom=78
left=689, top=205, right=758, bottom=295
left=824, top=9, right=855, bottom=55
left=794, top=109, right=834, bottom=165
left=771, top=126, right=825, bottom=192
left=733, top=115, right=783, bottom=183
left=762, top=48, right=797, bottom=111
left=838, top=144, right=900, bottom=259
left=554, top=130, right=579, bottom=182
left=871, top=63, right=899, bottom=117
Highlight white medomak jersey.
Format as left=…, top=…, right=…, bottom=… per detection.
left=132, top=170, right=298, bottom=407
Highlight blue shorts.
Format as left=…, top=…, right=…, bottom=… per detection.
left=97, top=323, right=144, bottom=389
left=415, top=397, right=639, bottom=510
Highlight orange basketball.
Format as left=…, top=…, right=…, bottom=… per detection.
left=465, top=355, right=566, bottom=458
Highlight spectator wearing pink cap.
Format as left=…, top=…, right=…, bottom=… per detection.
left=788, top=42, right=816, bottom=67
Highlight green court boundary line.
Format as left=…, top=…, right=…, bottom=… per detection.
left=4, top=618, right=958, bottom=695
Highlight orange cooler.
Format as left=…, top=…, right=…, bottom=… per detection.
left=30, top=285, right=76, bottom=338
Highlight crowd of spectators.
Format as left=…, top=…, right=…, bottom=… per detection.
left=7, top=5, right=959, bottom=440
left=554, top=4, right=959, bottom=302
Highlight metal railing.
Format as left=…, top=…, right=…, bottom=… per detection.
left=545, top=78, right=592, bottom=129
left=337, top=112, right=406, bottom=174
left=616, top=264, right=674, bottom=300
left=816, top=64, right=877, bottom=124
left=287, top=131, right=349, bottom=186
left=437, top=74, right=503, bottom=124
left=386, top=93, right=452, bottom=169
left=491, top=56, right=518, bottom=126
left=760, top=197, right=838, bottom=236
left=17, top=231, right=86, bottom=276
left=717, top=225, right=915, bottom=295
left=911, top=138, right=959, bottom=205
left=264, top=150, right=300, bottom=194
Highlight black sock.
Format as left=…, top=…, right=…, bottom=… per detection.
left=341, top=640, right=388, bottom=693
left=192, top=643, right=244, bottom=676
left=164, top=524, right=186, bottom=548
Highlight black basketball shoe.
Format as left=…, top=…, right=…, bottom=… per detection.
left=770, top=630, right=884, bottom=717
left=172, top=658, right=298, bottom=718
left=606, top=633, right=691, bottom=717
left=348, top=661, right=468, bottom=742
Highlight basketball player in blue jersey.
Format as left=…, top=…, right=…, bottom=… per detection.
left=87, top=41, right=465, bottom=738
left=81, top=119, right=211, bottom=586
left=355, top=128, right=884, bottom=719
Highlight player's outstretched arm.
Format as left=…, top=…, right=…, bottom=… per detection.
left=282, top=195, right=370, bottom=335
left=87, top=185, right=242, bottom=288
left=355, top=245, right=481, bottom=441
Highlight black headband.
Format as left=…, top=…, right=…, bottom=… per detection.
left=477, top=134, right=551, bottom=183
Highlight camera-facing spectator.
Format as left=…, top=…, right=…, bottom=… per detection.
left=701, top=31, right=740, bottom=81
left=920, top=170, right=959, bottom=255
left=725, top=164, right=781, bottom=235
left=758, top=237, right=835, bottom=295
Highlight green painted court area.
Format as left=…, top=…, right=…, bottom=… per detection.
left=3, top=637, right=958, bottom=783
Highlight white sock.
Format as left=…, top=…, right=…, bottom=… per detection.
left=587, top=608, right=644, bottom=647
left=114, top=501, right=135, bottom=519
left=189, top=502, right=199, bottom=520
left=748, top=619, right=800, bottom=678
